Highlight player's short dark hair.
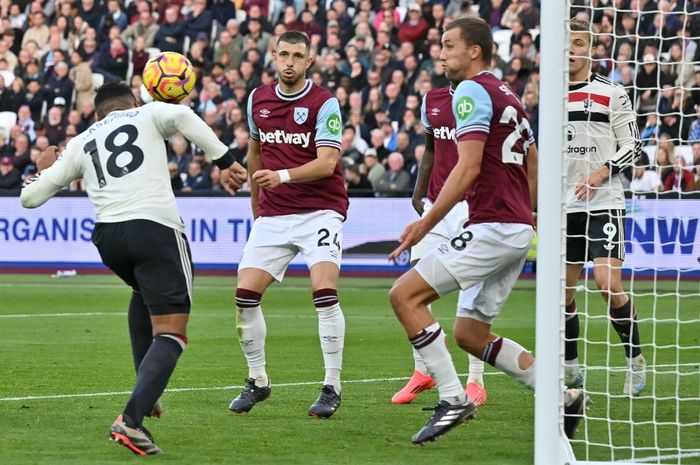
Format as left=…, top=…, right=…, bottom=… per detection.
left=94, top=81, right=137, bottom=119
left=277, top=31, right=311, bottom=54
left=444, top=17, right=493, bottom=64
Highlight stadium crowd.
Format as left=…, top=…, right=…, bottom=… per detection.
left=0, top=0, right=698, bottom=195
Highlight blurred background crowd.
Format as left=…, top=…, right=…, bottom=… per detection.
left=0, top=0, right=697, bottom=196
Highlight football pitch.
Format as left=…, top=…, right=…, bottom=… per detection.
left=1, top=274, right=698, bottom=465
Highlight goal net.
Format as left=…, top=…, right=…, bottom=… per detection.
left=536, top=1, right=700, bottom=464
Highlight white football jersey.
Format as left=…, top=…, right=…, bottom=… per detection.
left=566, top=74, right=640, bottom=212
left=21, top=102, right=228, bottom=231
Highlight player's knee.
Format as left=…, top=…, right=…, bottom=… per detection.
left=454, top=331, right=480, bottom=355
left=236, top=288, right=262, bottom=310
left=389, top=283, right=409, bottom=314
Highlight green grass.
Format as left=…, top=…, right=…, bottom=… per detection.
left=0, top=274, right=698, bottom=464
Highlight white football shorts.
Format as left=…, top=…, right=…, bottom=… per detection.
left=415, top=222, right=534, bottom=324
left=411, top=199, right=483, bottom=312
left=238, top=209, right=343, bottom=282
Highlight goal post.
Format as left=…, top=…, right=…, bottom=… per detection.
left=535, top=2, right=700, bottom=465
left=535, top=0, right=569, bottom=464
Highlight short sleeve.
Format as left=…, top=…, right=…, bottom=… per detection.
left=420, top=94, right=432, bottom=133
left=315, top=97, right=343, bottom=151
left=453, top=80, right=493, bottom=143
left=247, top=88, right=259, bottom=139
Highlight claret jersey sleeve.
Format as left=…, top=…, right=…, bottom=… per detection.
left=453, top=80, right=493, bottom=143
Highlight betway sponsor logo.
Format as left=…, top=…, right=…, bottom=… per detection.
left=567, top=145, right=597, bottom=155
left=433, top=126, right=455, bottom=140
left=259, top=130, right=311, bottom=148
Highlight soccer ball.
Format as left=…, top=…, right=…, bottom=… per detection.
left=142, top=52, right=196, bottom=103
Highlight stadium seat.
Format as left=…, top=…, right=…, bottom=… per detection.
left=0, top=111, right=17, bottom=142
left=493, top=29, right=513, bottom=61
left=0, top=70, right=14, bottom=87
left=92, top=73, right=104, bottom=90
left=145, top=47, right=161, bottom=59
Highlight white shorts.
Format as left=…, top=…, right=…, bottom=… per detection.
left=411, top=199, right=483, bottom=312
left=238, top=210, right=343, bottom=282
left=415, top=222, right=534, bottom=324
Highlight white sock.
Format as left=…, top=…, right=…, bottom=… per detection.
left=565, top=357, right=580, bottom=375
left=236, top=305, right=268, bottom=387
left=412, top=303, right=431, bottom=375
left=484, top=337, right=535, bottom=390
left=467, top=354, right=485, bottom=385
left=411, top=322, right=466, bottom=404
left=412, top=347, right=428, bottom=375
left=317, top=303, right=345, bottom=393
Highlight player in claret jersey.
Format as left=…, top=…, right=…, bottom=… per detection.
left=391, top=82, right=487, bottom=407
left=564, top=18, right=645, bottom=396
left=228, top=31, right=348, bottom=418
left=388, top=17, right=586, bottom=444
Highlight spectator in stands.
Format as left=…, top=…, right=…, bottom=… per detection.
left=131, top=36, right=150, bottom=77
left=0, top=74, right=16, bottom=112
left=501, top=1, right=521, bottom=29
left=408, top=142, right=424, bottom=186
left=10, top=133, right=30, bottom=173
left=101, top=0, right=129, bottom=32
left=183, top=161, right=212, bottom=191
left=185, top=0, right=214, bottom=42
left=23, top=78, right=42, bottom=123
left=154, top=6, right=186, bottom=53
left=378, top=120, right=398, bottom=154
left=362, top=147, right=385, bottom=188
left=22, top=11, right=50, bottom=50
left=517, top=0, right=539, bottom=30
left=97, top=36, right=130, bottom=82
left=656, top=144, right=674, bottom=186
left=168, top=161, right=183, bottom=191
left=41, top=61, right=73, bottom=109
left=17, top=105, right=36, bottom=142
left=0, top=39, right=17, bottom=71
left=636, top=54, right=671, bottom=114
left=345, top=163, right=375, bottom=197
left=364, top=87, right=384, bottom=127
left=664, top=155, right=696, bottom=192
left=214, top=30, right=244, bottom=71
left=398, top=3, right=429, bottom=44
left=69, top=51, right=94, bottom=111
left=168, top=133, right=193, bottom=175
left=44, top=105, right=67, bottom=146
left=640, top=114, right=661, bottom=146
left=79, top=0, right=106, bottom=29
left=383, top=82, right=406, bottom=123
left=0, top=155, right=20, bottom=190
left=121, top=10, right=159, bottom=48
left=375, top=152, right=410, bottom=197
left=630, top=157, right=663, bottom=194
left=395, top=130, right=414, bottom=166
left=227, top=123, right=249, bottom=165
left=341, top=126, right=364, bottom=165
left=687, top=104, right=700, bottom=143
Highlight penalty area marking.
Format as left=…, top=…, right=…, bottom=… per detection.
left=0, top=373, right=486, bottom=402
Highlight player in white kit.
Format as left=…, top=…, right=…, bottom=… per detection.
left=20, top=82, right=247, bottom=455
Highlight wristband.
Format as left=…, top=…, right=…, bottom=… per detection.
left=213, top=150, right=236, bottom=170
left=277, top=169, right=291, bottom=183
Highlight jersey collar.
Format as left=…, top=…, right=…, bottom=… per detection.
left=275, top=79, right=313, bottom=101
left=569, top=73, right=593, bottom=90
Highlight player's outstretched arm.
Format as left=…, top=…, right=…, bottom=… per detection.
left=411, top=134, right=434, bottom=216
left=252, top=146, right=340, bottom=189
left=20, top=145, right=80, bottom=208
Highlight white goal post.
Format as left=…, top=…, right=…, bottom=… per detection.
left=536, top=2, right=700, bottom=465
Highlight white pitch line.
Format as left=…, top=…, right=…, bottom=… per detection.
left=0, top=373, right=484, bottom=402
left=619, top=450, right=700, bottom=463
left=0, top=311, right=396, bottom=320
